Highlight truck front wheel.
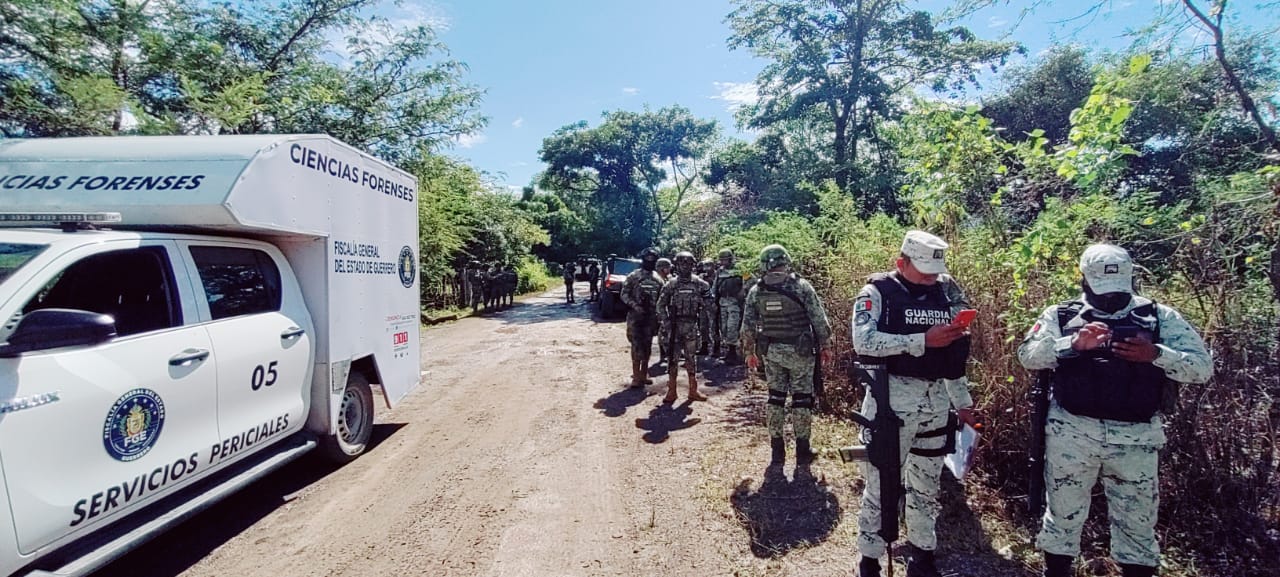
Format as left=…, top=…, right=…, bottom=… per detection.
left=320, top=372, right=375, bottom=463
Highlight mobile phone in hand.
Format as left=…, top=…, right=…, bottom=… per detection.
left=952, top=309, right=977, bottom=328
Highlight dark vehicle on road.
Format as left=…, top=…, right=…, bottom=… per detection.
left=599, top=257, right=640, bottom=318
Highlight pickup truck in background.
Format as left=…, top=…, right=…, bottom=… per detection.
left=0, top=135, right=421, bottom=577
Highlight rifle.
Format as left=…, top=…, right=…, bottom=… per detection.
left=1028, top=370, right=1051, bottom=519
left=849, top=363, right=903, bottom=546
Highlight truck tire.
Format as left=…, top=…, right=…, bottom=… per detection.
left=320, top=371, right=375, bottom=463
left=601, top=291, right=616, bottom=318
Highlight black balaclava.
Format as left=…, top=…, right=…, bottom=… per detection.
left=641, top=256, right=657, bottom=272
left=1083, top=281, right=1132, bottom=314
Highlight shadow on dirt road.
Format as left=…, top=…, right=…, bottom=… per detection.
left=93, top=423, right=407, bottom=577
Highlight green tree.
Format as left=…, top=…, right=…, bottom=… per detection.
left=725, top=0, right=1020, bottom=195
left=538, top=105, right=719, bottom=255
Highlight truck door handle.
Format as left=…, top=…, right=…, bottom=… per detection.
left=280, top=327, right=306, bottom=339
left=169, top=348, right=210, bottom=366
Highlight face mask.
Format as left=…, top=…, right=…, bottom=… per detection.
left=641, top=259, right=656, bottom=271
left=1083, top=282, right=1132, bottom=314
left=763, top=271, right=789, bottom=285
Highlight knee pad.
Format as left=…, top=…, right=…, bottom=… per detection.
left=792, top=392, right=814, bottom=409
left=767, top=389, right=788, bottom=407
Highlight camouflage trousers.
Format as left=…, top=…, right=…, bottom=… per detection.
left=667, top=321, right=700, bottom=370
left=763, top=344, right=814, bottom=440
left=700, top=305, right=718, bottom=347
left=626, top=312, right=657, bottom=365
left=718, top=298, right=742, bottom=345
left=856, top=391, right=951, bottom=558
left=1038, top=406, right=1161, bottom=566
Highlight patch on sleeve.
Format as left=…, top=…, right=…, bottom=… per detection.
left=1025, top=321, right=1042, bottom=339
left=855, top=312, right=871, bottom=326
left=855, top=297, right=872, bottom=313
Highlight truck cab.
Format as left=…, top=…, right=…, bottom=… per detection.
left=0, top=135, right=421, bottom=577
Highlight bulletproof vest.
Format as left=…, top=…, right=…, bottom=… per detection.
left=757, top=277, right=811, bottom=340
left=668, top=278, right=702, bottom=321
left=716, top=269, right=744, bottom=300
left=1052, top=300, right=1168, bottom=422
left=864, top=272, right=969, bottom=380
left=637, top=272, right=662, bottom=308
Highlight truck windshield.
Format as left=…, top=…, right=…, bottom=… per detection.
left=0, top=243, right=47, bottom=285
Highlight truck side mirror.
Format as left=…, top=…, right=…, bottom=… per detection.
left=0, top=309, right=117, bottom=357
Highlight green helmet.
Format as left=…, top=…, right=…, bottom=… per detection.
left=718, top=248, right=734, bottom=259
left=656, top=257, right=672, bottom=269
left=759, top=244, right=791, bottom=270
left=639, top=247, right=659, bottom=261
left=674, top=251, right=696, bottom=277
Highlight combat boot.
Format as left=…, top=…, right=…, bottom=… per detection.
left=630, top=360, right=645, bottom=389
left=905, top=546, right=940, bottom=577
left=1043, top=553, right=1073, bottom=577
left=795, top=437, right=816, bottom=464
left=1119, top=564, right=1156, bottom=577
left=769, top=437, right=786, bottom=465
left=687, top=372, right=708, bottom=401
left=858, top=556, right=881, bottom=577
left=664, top=370, right=679, bottom=403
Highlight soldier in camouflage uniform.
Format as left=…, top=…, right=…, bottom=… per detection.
left=562, top=261, right=576, bottom=304
left=655, top=257, right=674, bottom=364
left=621, top=248, right=663, bottom=388
left=502, top=265, right=518, bottom=308
left=657, top=252, right=711, bottom=403
left=741, top=245, right=831, bottom=466
left=852, top=231, right=980, bottom=577
left=714, top=248, right=746, bottom=364
left=466, top=261, right=484, bottom=312
left=696, top=259, right=718, bottom=356
left=1018, top=244, right=1211, bottom=577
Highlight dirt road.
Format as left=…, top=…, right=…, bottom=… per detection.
left=97, top=284, right=1026, bottom=577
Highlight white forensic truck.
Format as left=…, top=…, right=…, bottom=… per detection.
left=0, top=135, right=421, bottom=577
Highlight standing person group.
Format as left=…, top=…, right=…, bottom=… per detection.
left=465, top=261, right=517, bottom=312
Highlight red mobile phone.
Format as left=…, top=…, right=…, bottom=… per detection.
left=953, top=309, right=977, bottom=328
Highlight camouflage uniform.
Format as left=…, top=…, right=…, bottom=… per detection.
left=655, top=258, right=673, bottom=362
left=852, top=273, right=973, bottom=561
left=1018, top=295, right=1211, bottom=569
left=656, top=252, right=711, bottom=402
left=621, top=250, right=663, bottom=387
left=466, top=263, right=484, bottom=312
left=562, top=262, right=576, bottom=303
left=713, top=250, right=746, bottom=362
left=587, top=262, right=601, bottom=302
left=502, top=267, right=518, bottom=307
left=741, top=245, right=831, bottom=464
left=696, top=259, right=719, bottom=354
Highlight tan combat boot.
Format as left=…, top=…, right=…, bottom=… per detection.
left=686, top=372, right=708, bottom=402
left=664, top=370, right=679, bottom=403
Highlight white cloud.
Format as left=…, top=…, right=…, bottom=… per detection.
left=455, top=133, right=486, bottom=148
left=622, top=87, right=640, bottom=95
left=988, top=16, right=1009, bottom=29
left=392, top=1, right=451, bottom=33
left=323, top=1, right=450, bottom=63
left=710, top=81, right=758, bottom=111
left=512, top=117, right=524, bottom=128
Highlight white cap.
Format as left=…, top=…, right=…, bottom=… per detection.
left=901, top=230, right=949, bottom=275
left=1080, top=244, right=1133, bottom=294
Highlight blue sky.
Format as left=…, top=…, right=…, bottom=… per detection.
left=389, top=0, right=1278, bottom=191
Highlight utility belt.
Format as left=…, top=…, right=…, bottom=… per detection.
left=757, top=332, right=813, bottom=355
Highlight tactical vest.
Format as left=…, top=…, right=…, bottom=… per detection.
left=636, top=273, right=662, bottom=309
left=757, top=277, right=811, bottom=341
left=1052, top=300, right=1168, bottom=422
left=668, top=279, right=703, bottom=321
left=716, top=269, right=744, bottom=300
left=864, top=272, right=969, bottom=380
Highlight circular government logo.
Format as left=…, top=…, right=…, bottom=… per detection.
left=102, top=388, right=166, bottom=462
left=398, top=245, right=416, bottom=288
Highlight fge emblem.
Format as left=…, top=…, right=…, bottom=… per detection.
left=102, top=389, right=166, bottom=462
left=398, top=245, right=417, bottom=288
